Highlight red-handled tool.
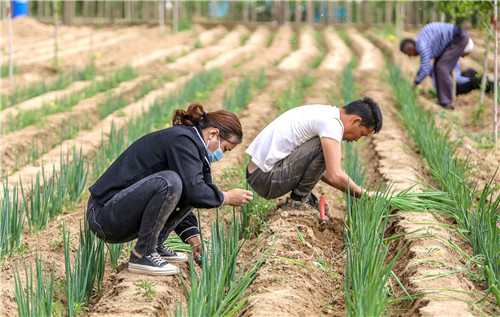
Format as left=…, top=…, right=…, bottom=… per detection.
left=319, top=195, right=326, bottom=222
left=318, top=195, right=326, bottom=231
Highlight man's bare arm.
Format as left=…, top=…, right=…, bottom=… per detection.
left=320, top=137, right=366, bottom=198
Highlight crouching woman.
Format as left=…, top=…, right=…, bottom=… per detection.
left=86, top=103, right=253, bottom=275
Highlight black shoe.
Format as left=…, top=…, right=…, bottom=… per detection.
left=157, top=244, right=188, bottom=263
left=128, top=251, right=179, bottom=276
left=281, top=196, right=314, bottom=211
left=486, top=79, right=495, bottom=93
left=439, top=103, right=455, bottom=110
left=305, top=193, right=330, bottom=213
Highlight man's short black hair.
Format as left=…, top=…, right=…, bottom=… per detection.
left=342, top=97, right=383, bottom=134
left=400, top=38, right=415, bottom=52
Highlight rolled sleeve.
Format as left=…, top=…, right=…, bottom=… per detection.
left=174, top=212, right=200, bottom=243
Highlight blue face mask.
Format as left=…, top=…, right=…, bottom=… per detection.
left=206, top=136, right=224, bottom=162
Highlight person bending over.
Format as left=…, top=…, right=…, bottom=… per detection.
left=245, top=97, right=382, bottom=211
left=87, top=103, right=253, bottom=275
left=400, top=22, right=471, bottom=110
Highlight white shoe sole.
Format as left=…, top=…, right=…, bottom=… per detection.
left=161, top=252, right=189, bottom=263
left=128, top=263, right=179, bottom=276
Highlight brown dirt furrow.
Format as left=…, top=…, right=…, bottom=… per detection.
left=16, top=30, right=140, bottom=66
left=320, top=26, right=352, bottom=72
left=167, top=26, right=248, bottom=73
left=3, top=21, right=92, bottom=56
left=239, top=25, right=293, bottom=72
left=2, top=25, right=198, bottom=95
left=348, top=30, right=478, bottom=316
left=128, top=25, right=225, bottom=69
left=11, top=27, right=132, bottom=61
left=278, top=26, right=320, bottom=71
left=3, top=74, right=186, bottom=190
left=205, top=26, right=269, bottom=69
left=1, top=75, right=147, bottom=175
left=2, top=27, right=219, bottom=130
left=1, top=80, right=94, bottom=124
left=1, top=17, right=92, bottom=48
left=242, top=208, right=344, bottom=317
left=128, top=33, right=195, bottom=69
left=2, top=27, right=215, bottom=124
left=195, top=25, right=226, bottom=47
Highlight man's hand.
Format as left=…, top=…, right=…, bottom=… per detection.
left=223, top=188, right=253, bottom=206
left=186, top=235, right=202, bottom=266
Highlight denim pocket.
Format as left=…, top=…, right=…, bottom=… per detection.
left=86, top=200, right=107, bottom=242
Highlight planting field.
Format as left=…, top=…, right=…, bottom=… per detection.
left=1, top=17, right=499, bottom=316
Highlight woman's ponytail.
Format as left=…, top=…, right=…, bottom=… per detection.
left=172, top=103, right=243, bottom=144
left=172, top=103, right=205, bottom=126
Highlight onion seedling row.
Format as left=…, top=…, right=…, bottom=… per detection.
left=388, top=63, right=500, bottom=305
left=1, top=63, right=97, bottom=110
left=4, top=65, right=136, bottom=133
left=340, top=62, right=405, bottom=315
left=174, top=211, right=272, bottom=316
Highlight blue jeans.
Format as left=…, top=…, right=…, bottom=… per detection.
left=246, top=137, right=326, bottom=199
left=86, top=170, right=191, bottom=256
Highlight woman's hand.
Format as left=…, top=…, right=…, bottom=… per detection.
left=222, top=188, right=253, bottom=206
left=186, top=236, right=202, bottom=266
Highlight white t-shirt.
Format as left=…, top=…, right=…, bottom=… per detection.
left=246, top=105, right=344, bottom=173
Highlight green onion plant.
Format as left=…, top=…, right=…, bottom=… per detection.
left=223, top=77, right=252, bottom=114
left=63, top=222, right=106, bottom=316
left=4, top=65, right=136, bottom=134
left=14, top=253, right=55, bottom=317
left=276, top=73, right=315, bottom=114
left=388, top=63, right=500, bottom=305
left=310, top=30, right=326, bottom=69
left=174, top=210, right=272, bottom=316
left=3, top=63, right=96, bottom=110
left=0, top=180, right=24, bottom=259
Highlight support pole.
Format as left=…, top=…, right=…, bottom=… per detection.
left=159, top=0, right=165, bottom=34
left=173, top=0, right=179, bottom=33
left=480, top=22, right=492, bottom=110
left=53, top=0, right=59, bottom=71
left=6, top=0, right=13, bottom=87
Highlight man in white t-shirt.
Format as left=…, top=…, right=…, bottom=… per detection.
left=245, top=97, right=382, bottom=211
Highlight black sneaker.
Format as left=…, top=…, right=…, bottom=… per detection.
left=304, top=193, right=330, bottom=213
left=128, top=251, right=179, bottom=276
left=281, top=196, right=314, bottom=211
left=157, top=244, right=188, bottom=263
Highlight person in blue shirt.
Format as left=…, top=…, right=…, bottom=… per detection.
left=400, top=22, right=471, bottom=110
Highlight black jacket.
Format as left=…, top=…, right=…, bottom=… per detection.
left=89, top=124, right=224, bottom=242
